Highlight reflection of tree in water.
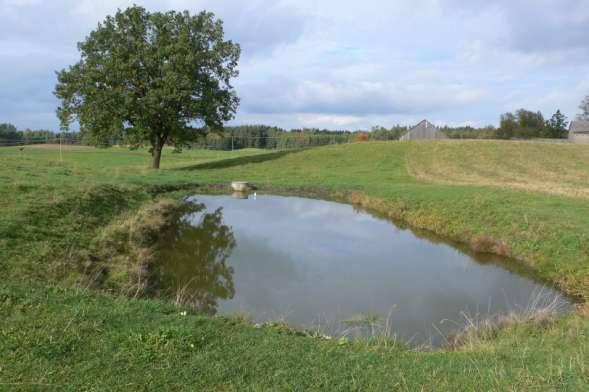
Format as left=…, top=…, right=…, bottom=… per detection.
left=152, top=204, right=236, bottom=315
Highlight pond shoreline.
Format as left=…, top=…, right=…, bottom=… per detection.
left=170, top=182, right=585, bottom=305
left=76, top=184, right=579, bottom=349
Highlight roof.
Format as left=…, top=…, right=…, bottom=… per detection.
left=400, top=120, right=448, bottom=140
left=570, top=120, right=589, bottom=135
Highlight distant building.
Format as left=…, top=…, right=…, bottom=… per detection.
left=569, top=120, right=589, bottom=144
left=400, top=120, right=448, bottom=141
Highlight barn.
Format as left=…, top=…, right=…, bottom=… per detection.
left=400, top=120, right=448, bottom=141
left=568, top=120, right=589, bottom=144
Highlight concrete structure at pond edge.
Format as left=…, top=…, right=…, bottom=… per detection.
left=568, top=120, right=589, bottom=144
left=231, top=181, right=250, bottom=192
left=400, top=120, right=448, bottom=141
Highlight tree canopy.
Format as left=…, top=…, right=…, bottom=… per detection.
left=544, top=110, right=568, bottom=138
left=54, top=5, right=240, bottom=168
left=0, top=123, right=19, bottom=140
left=491, top=109, right=569, bottom=140
left=579, top=96, right=589, bottom=121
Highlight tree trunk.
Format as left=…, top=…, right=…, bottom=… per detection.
left=151, top=137, right=164, bottom=169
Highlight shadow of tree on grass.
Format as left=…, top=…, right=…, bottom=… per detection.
left=177, top=149, right=305, bottom=171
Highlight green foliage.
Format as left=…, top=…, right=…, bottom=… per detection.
left=442, top=125, right=497, bottom=139
left=189, top=124, right=412, bottom=151
left=544, top=109, right=569, bottom=138
left=516, top=109, right=545, bottom=131
left=0, top=123, right=19, bottom=140
left=0, top=126, right=80, bottom=145
left=443, top=109, right=567, bottom=140
left=191, top=125, right=356, bottom=150
left=369, top=125, right=408, bottom=141
left=498, top=112, right=518, bottom=139
left=55, top=5, right=240, bottom=168
left=498, top=109, right=545, bottom=139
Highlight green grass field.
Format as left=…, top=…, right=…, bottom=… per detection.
left=1, top=141, right=588, bottom=390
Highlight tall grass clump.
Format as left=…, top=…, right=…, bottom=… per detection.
left=445, top=290, right=570, bottom=350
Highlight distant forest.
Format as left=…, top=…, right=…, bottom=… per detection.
left=0, top=108, right=570, bottom=150
left=191, top=125, right=409, bottom=150
left=0, top=123, right=78, bottom=146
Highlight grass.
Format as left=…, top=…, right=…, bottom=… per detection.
left=407, top=140, right=589, bottom=199
left=3, top=283, right=587, bottom=391
left=1, top=141, right=589, bottom=390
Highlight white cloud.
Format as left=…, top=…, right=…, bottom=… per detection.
left=296, top=114, right=363, bottom=128
left=1, top=0, right=42, bottom=7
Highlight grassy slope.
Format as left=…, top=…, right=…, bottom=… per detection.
left=1, top=141, right=589, bottom=390
left=407, top=140, right=589, bottom=199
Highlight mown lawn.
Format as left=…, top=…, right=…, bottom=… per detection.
left=1, top=141, right=588, bottom=390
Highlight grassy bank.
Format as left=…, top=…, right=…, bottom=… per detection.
left=1, top=141, right=589, bottom=389
left=2, top=283, right=587, bottom=390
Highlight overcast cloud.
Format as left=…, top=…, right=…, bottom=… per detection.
left=1, top=0, right=588, bottom=130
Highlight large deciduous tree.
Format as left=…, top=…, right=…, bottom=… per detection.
left=498, top=109, right=545, bottom=139
left=55, top=6, right=240, bottom=168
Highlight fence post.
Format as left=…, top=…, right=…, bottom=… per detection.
left=59, top=133, right=63, bottom=162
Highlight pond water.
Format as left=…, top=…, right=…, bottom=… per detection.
left=155, top=194, right=571, bottom=346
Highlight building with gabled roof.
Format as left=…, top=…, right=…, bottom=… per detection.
left=569, top=120, right=589, bottom=144
left=399, top=120, right=448, bottom=141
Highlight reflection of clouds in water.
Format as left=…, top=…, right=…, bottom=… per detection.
left=192, top=196, right=396, bottom=261
left=185, top=194, right=571, bottom=346
left=191, top=195, right=381, bottom=241
left=273, top=197, right=392, bottom=242
left=285, top=198, right=376, bottom=225
left=219, top=233, right=306, bottom=316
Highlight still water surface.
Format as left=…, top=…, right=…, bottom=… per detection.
left=156, top=194, right=570, bottom=346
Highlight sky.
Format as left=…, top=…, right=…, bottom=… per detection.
left=1, top=0, right=588, bottom=131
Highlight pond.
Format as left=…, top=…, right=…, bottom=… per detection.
left=155, top=194, right=571, bottom=346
